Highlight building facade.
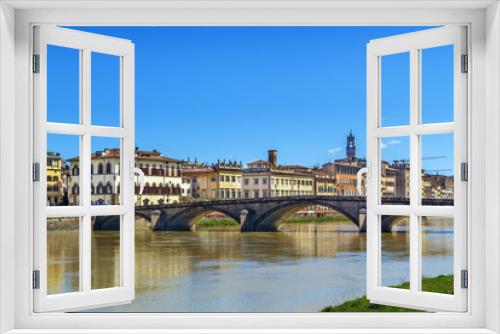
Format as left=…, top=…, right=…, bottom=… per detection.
left=67, top=148, right=184, bottom=206
left=182, top=161, right=242, bottom=200
left=243, top=150, right=315, bottom=198
left=46, top=152, right=64, bottom=206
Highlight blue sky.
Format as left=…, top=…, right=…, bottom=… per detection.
left=47, top=26, right=454, bottom=175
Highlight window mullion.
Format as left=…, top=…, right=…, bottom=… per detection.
left=81, top=48, right=92, bottom=293
left=409, top=48, right=421, bottom=294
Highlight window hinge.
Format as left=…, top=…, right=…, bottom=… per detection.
left=32, top=270, right=40, bottom=289
left=461, top=54, right=468, bottom=73
left=32, top=54, right=40, bottom=73
left=461, top=269, right=468, bottom=289
left=461, top=162, right=468, bottom=182
left=33, top=163, right=40, bottom=182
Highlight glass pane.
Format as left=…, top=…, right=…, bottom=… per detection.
left=47, top=133, right=80, bottom=206
left=420, top=216, right=454, bottom=295
left=47, top=217, right=80, bottom=294
left=91, top=52, right=121, bottom=127
left=91, top=137, right=121, bottom=205
left=47, top=45, right=80, bottom=124
left=421, top=134, right=454, bottom=202
left=421, top=45, right=454, bottom=124
left=380, top=136, right=410, bottom=204
left=91, top=215, right=121, bottom=289
left=381, top=52, right=410, bottom=127
left=381, top=215, right=410, bottom=289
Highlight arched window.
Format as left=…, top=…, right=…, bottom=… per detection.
left=72, top=184, right=79, bottom=195
left=91, top=183, right=95, bottom=194
left=97, top=183, right=103, bottom=194
left=176, top=184, right=181, bottom=195
left=72, top=165, right=79, bottom=176
left=98, top=163, right=104, bottom=174
left=105, top=182, right=113, bottom=194
left=47, top=175, right=52, bottom=182
left=106, top=162, right=112, bottom=174
left=53, top=176, right=58, bottom=182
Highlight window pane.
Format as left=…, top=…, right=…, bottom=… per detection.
left=421, top=134, right=454, bottom=202
left=91, top=52, right=121, bottom=127
left=421, top=45, right=454, bottom=124
left=380, top=52, right=410, bottom=127
left=47, top=217, right=80, bottom=294
left=420, top=216, right=454, bottom=295
left=47, top=45, right=80, bottom=124
left=91, top=137, right=121, bottom=205
left=380, top=136, right=410, bottom=204
left=92, top=216, right=121, bottom=289
left=47, top=133, right=80, bottom=206
left=381, top=215, right=410, bottom=289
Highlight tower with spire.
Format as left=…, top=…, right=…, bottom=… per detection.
left=346, top=130, right=356, bottom=161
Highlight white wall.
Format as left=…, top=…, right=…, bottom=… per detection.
left=485, top=3, right=500, bottom=332
left=0, top=3, right=15, bottom=333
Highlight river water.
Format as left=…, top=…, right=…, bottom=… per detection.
left=47, top=220, right=454, bottom=312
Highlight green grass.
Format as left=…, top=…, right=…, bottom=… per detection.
left=284, top=216, right=350, bottom=224
left=194, top=218, right=240, bottom=231
left=321, top=275, right=453, bottom=312
left=195, top=218, right=239, bottom=227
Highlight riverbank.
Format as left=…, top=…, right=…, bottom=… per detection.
left=285, top=215, right=349, bottom=224
left=321, top=275, right=453, bottom=312
left=195, top=218, right=240, bottom=231
left=194, top=216, right=350, bottom=231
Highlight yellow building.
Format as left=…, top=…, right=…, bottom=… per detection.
left=312, top=169, right=336, bottom=196
left=47, top=152, right=63, bottom=206
left=183, top=162, right=242, bottom=200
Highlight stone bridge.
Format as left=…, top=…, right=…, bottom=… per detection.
left=93, top=196, right=453, bottom=232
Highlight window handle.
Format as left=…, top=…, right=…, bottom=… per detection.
left=356, top=164, right=371, bottom=195
left=133, top=166, right=145, bottom=195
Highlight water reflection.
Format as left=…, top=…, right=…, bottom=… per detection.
left=47, top=220, right=454, bottom=312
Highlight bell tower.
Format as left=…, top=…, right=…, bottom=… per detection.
left=346, top=130, right=356, bottom=161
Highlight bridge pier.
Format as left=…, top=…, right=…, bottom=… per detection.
left=358, top=208, right=367, bottom=232
left=240, top=209, right=249, bottom=231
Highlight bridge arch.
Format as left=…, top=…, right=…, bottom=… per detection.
left=249, top=199, right=362, bottom=232
left=153, top=206, right=241, bottom=231
left=93, top=211, right=155, bottom=231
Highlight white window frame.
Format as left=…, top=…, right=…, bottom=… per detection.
left=0, top=1, right=498, bottom=333
left=32, top=26, right=136, bottom=312
left=366, top=26, right=468, bottom=312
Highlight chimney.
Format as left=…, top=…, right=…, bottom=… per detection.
left=268, top=149, right=277, bottom=166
